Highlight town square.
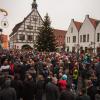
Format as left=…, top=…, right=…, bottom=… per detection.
left=0, top=0, right=100, bottom=100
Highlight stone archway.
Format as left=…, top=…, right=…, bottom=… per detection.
left=21, top=44, right=32, bottom=50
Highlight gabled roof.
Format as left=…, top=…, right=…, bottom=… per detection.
left=9, top=22, right=23, bottom=37
left=9, top=9, right=44, bottom=37
left=74, top=21, right=83, bottom=31
left=89, top=18, right=100, bottom=29
left=53, top=29, right=67, bottom=35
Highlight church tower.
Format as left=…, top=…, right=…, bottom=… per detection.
left=9, top=0, right=43, bottom=49
left=32, top=0, right=37, bottom=9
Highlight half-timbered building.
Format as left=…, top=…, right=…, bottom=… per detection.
left=9, top=0, right=43, bottom=49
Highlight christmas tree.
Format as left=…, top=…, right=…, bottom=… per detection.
left=36, top=13, right=57, bottom=52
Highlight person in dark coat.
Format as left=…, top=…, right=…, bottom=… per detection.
left=87, top=80, right=97, bottom=100
left=46, top=77, right=59, bottom=100
left=60, top=84, right=75, bottom=100
left=80, top=88, right=90, bottom=100
left=11, top=74, right=23, bottom=100
left=35, top=75, right=45, bottom=100
left=0, top=79, right=17, bottom=100
left=95, top=58, right=100, bottom=88
left=95, top=87, right=100, bottom=100
left=22, top=73, right=36, bottom=100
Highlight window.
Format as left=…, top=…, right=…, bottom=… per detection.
left=71, top=27, right=73, bottom=33
left=19, top=34, right=25, bottom=41
left=27, top=25, right=33, bottom=30
left=33, top=16, right=38, bottom=21
left=67, top=37, right=68, bottom=43
left=87, top=34, right=89, bottom=42
left=27, top=35, right=32, bottom=41
left=69, top=37, right=70, bottom=43
left=80, top=35, right=82, bottom=42
left=72, top=47, right=75, bottom=52
left=73, top=36, right=76, bottom=43
left=83, top=35, right=86, bottom=42
left=97, top=33, right=100, bottom=42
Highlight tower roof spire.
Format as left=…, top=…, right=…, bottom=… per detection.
left=32, top=0, right=37, bottom=9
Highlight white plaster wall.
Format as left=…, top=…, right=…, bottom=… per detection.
left=65, top=20, right=78, bottom=51
left=96, top=22, right=100, bottom=48
left=79, top=16, right=95, bottom=50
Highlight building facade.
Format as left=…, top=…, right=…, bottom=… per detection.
left=65, top=15, right=100, bottom=54
left=9, top=0, right=43, bottom=49
left=65, top=19, right=82, bottom=52
left=0, top=34, right=8, bottom=49
left=96, top=22, right=100, bottom=53
left=53, top=29, right=66, bottom=50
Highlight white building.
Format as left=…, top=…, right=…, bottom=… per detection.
left=65, top=19, right=82, bottom=52
left=9, top=0, right=43, bottom=49
left=96, top=22, right=100, bottom=53
left=79, top=15, right=100, bottom=53
left=65, top=15, right=100, bottom=54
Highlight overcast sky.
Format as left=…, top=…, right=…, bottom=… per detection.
left=0, top=0, right=100, bottom=35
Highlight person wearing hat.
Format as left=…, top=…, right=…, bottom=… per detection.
left=58, top=74, right=67, bottom=92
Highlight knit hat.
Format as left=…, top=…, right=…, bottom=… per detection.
left=62, top=74, right=67, bottom=80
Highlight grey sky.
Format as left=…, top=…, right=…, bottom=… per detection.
left=0, top=0, right=100, bottom=35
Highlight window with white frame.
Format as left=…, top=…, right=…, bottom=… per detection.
left=97, top=33, right=100, bottom=42
left=80, top=35, right=82, bottom=42
left=19, top=34, right=25, bottom=41
left=69, top=37, right=70, bottom=43
left=27, top=35, right=33, bottom=41
left=87, top=34, right=89, bottom=42
left=73, top=36, right=76, bottom=43
left=83, top=35, right=86, bottom=42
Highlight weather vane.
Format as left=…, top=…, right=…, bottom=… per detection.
left=0, top=8, right=8, bottom=28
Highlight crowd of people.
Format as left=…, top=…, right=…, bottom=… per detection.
left=0, top=49, right=100, bottom=100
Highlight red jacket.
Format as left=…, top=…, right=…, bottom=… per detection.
left=58, top=80, right=67, bottom=91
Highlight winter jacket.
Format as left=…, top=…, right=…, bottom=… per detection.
left=58, top=80, right=67, bottom=91
left=22, top=79, right=36, bottom=100
left=0, top=80, right=17, bottom=100
left=60, top=89, right=75, bottom=100
left=46, top=82, right=59, bottom=100
left=35, top=80, right=45, bottom=100
left=95, top=93, right=100, bottom=100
